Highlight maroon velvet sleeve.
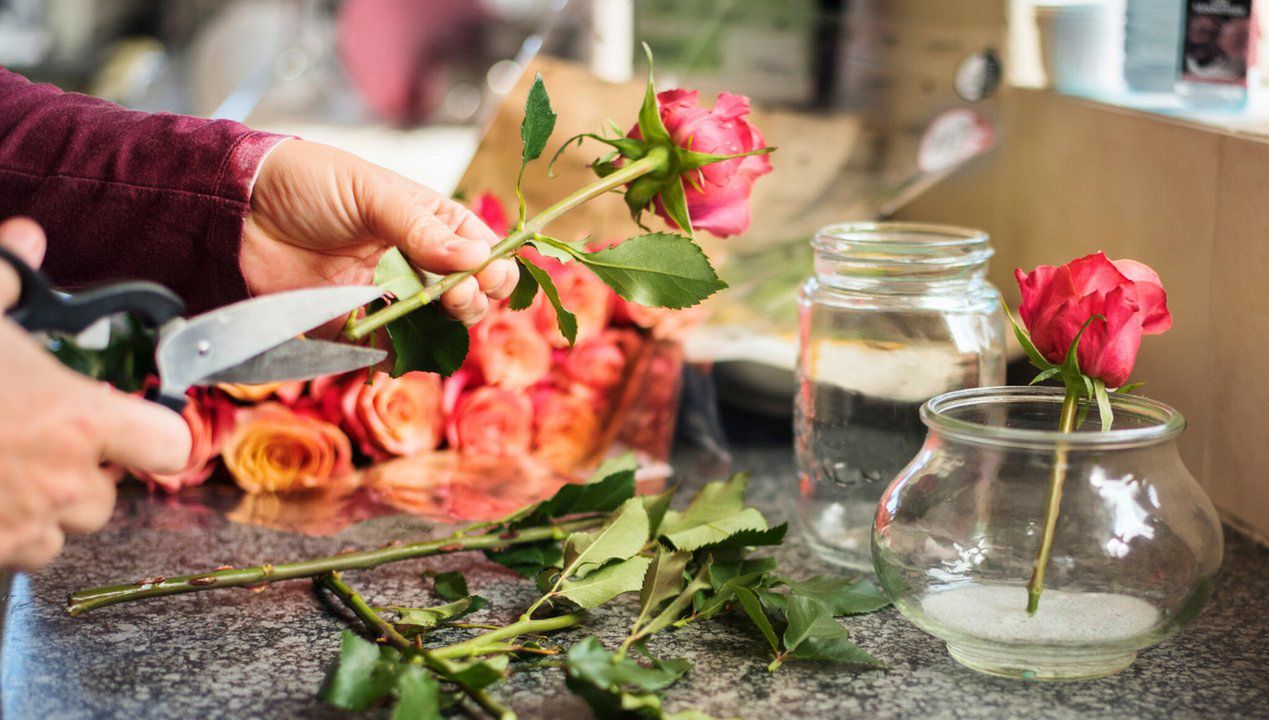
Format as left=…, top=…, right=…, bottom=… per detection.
left=0, top=67, right=288, bottom=313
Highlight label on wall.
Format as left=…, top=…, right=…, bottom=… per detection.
left=1181, top=0, right=1256, bottom=86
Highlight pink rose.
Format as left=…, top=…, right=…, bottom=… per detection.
left=471, top=309, right=552, bottom=390
left=563, top=329, right=641, bottom=392
left=471, top=191, right=510, bottom=237
left=533, top=261, right=613, bottom=348
left=132, top=388, right=236, bottom=493
left=222, top=403, right=353, bottom=494
left=629, top=89, right=772, bottom=238
left=616, top=298, right=709, bottom=340
left=446, top=386, right=534, bottom=456
left=1015, top=253, right=1172, bottom=388
left=532, top=387, right=606, bottom=474
left=340, top=370, right=444, bottom=459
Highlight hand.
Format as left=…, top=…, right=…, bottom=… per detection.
left=241, top=140, right=518, bottom=329
left=0, top=218, right=191, bottom=571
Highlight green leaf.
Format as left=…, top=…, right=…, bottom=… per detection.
left=642, top=563, right=712, bottom=637
left=320, top=631, right=401, bottom=710
left=782, top=596, right=883, bottom=668
left=657, top=178, right=694, bottom=237
left=386, top=304, right=469, bottom=377
left=692, top=570, right=774, bottom=621
left=433, top=571, right=469, bottom=601
left=512, top=464, right=637, bottom=526
left=632, top=550, right=691, bottom=636
left=520, top=73, right=557, bottom=163
left=734, top=586, right=780, bottom=655
left=1061, top=314, right=1105, bottom=377
left=624, top=174, right=664, bottom=222
left=508, top=258, right=539, bottom=310
left=445, top=656, right=509, bottom=690
left=708, top=558, right=778, bottom=592
left=636, top=43, right=672, bottom=148
left=393, top=596, right=487, bottom=628
left=1002, top=300, right=1053, bottom=372
left=557, top=556, right=653, bottom=608
left=1029, top=367, right=1062, bottom=386
left=528, top=236, right=584, bottom=263
left=658, top=473, right=767, bottom=551
left=778, top=577, right=890, bottom=616
left=641, top=487, right=676, bottom=537
left=484, top=542, right=563, bottom=578
left=520, top=255, right=578, bottom=346
left=1093, top=377, right=1114, bottom=431
left=563, top=498, right=651, bottom=578
left=689, top=524, right=787, bottom=553
left=374, top=248, right=426, bottom=299
left=578, top=233, right=725, bottom=310
left=589, top=452, right=638, bottom=481
left=391, top=664, right=442, bottom=720
left=677, top=146, right=776, bottom=172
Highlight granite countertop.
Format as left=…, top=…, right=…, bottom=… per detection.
left=2, top=438, right=1267, bottom=720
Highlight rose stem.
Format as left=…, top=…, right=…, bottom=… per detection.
left=429, top=612, right=586, bottom=660
left=317, top=571, right=514, bottom=720
left=1026, top=383, right=1081, bottom=615
left=344, top=151, right=666, bottom=341
left=67, top=516, right=603, bottom=616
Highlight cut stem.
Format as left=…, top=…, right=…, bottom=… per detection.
left=67, top=516, right=601, bottom=616
left=1026, top=383, right=1081, bottom=615
left=345, top=154, right=664, bottom=341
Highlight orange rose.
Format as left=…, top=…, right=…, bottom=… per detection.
left=471, top=309, right=552, bottom=390
left=446, top=386, right=533, bottom=456
left=132, top=388, right=236, bottom=492
left=563, top=329, right=641, bottom=392
left=340, top=370, right=444, bottom=459
left=533, top=261, right=613, bottom=348
left=216, top=381, right=305, bottom=403
left=616, top=299, right=709, bottom=340
left=532, top=387, right=605, bottom=474
left=222, top=403, right=353, bottom=494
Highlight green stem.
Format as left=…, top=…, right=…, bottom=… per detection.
left=1026, top=384, right=1081, bottom=615
left=430, top=613, right=586, bottom=660
left=344, top=154, right=663, bottom=341
left=67, top=517, right=600, bottom=616
left=318, top=572, right=515, bottom=720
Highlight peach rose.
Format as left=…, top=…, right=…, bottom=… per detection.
left=340, top=370, right=444, bottom=459
left=216, top=381, right=305, bottom=404
left=132, top=388, right=236, bottom=493
left=617, top=299, right=710, bottom=340
left=533, top=261, right=613, bottom=348
left=532, top=387, right=606, bottom=474
left=471, top=309, right=552, bottom=390
left=222, top=403, right=353, bottom=494
left=446, top=386, right=534, bottom=456
left=563, top=329, right=641, bottom=392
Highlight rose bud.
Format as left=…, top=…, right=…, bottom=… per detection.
left=471, top=309, right=552, bottom=390
left=446, top=386, right=534, bottom=456
left=1015, top=252, right=1172, bottom=388
left=533, top=261, right=613, bottom=348
left=563, top=329, right=641, bottom=392
left=340, top=370, right=445, bottom=459
left=630, top=89, right=772, bottom=238
left=222, top=403, right=353, bottom=494
left=132, top=388, right=236, bottom=493
left=532, top=386, right=605, bottom=474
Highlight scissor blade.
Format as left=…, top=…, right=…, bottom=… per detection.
left=200, top=338, right=387, bottom=386
left=154, top=285, right=385, bottom=397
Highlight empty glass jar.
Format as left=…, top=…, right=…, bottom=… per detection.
left=794, top=222, right=1005, bottom=569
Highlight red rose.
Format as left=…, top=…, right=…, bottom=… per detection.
left=471, top=309, right=552, bottom=390
left=630, top=89, right=772, bottom=238
left=446, top=386, right=534, bottom=456
left=1015, top=252, right=1171, bottom=388
left=340, top=370, right=444, bottom=459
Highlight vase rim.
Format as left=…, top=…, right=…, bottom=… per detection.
left=812, top=222, right=993, bottom=271
left=921, top=386, right=1186, bottom=448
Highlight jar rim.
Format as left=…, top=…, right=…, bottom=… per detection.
left=812, top=222, right=993, bottom=271
left=921, top=386, right=1186, bottom=448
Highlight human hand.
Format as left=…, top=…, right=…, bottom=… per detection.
left=0, top=218, right=192, bottom=570
left=241, top=140, right=518, bottom=329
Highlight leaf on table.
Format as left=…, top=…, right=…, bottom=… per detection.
left=374, top=248, right=426, bottom=300
left=642, top=487, right=677, bottom=538
left=689, top=524, right=787, bottom=553
left=509, top=463, right=637, bottom=527
left=632, top=549, right=691, bottom=635
left=776, top=576, right=891, bottom=616
left=483, top=541, right=564, bottom=578
left=393, top=596, right=488, bottom=628
left=733, top=586, right=780, bottom=655
left=691, top=569, right=775, bottom=622
left=658, top=473, right=768, bottom=552
left=563, top=497, right=650, bottom=578
left=386, top=304, right=469, bottom=377
left=445, top=655, right=509, bottom=690
left=520, top=255, right=577, bottom=346
left=432, top=571, right=469, bottom=602
left=320, top=630, right=403, bottom=710
left=641, top=562, right=712, bottom=637
left=390, top=664, right=442, bottom=720
left=579, top=233, right=726, bottom=310
left=520, top=73, right=557, bottom=163
left=782, top=596, right=883, bottom=669
left=556, top=556, right=652, bottom=609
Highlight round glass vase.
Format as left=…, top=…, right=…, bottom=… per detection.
left=872, top=387, right=1223, bottom=681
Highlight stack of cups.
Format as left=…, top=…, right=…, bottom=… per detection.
left=1034, top=0, right=1126, bottom=96
left=1124, top=0, right=1185, bottom=92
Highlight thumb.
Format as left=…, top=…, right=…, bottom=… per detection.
left=362, top=182, right=498, bottom=274
left=0, top=217, right=47, bottom=310
left=94, top=384, right=193, bottom=474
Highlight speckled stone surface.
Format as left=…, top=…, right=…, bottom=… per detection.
left=2, top=439, right=1267, bottom=720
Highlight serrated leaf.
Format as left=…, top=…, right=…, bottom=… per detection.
left=445, top=656, right=509, bottom=690
left=579, top=233, right=725, bottom=309
left=778, top=577, right=890, bottom=616
left=527, top=237, right=582, bottom=264
left=393, top=596, right=487, bottom=628
left=386, top=304, right=469, bottom=377
left=632, top=550, right=690, bottom=635
left=690, top=523, right=787, bottom=553
left=783, top=596, right=882, bottom=668
left=693, top=570, right=774, bottom=621
left=508, top=258, right=539, bottom=310
left=521, top=73, right=557, bottom=163
left=320, top=631, right=401, bottom=710
left=374, top=248, right=427, bottom=299
left=484, top=542, right=564, bottom=578
left=642, top=487, right=676, bottom=537
left=433, top=571, right=469, bottom=601
left=589, top=452, right=637, bottom=482
left=658, top=474, right=767, bottom=551
left=563, top=498, right=651, bottom=578
left=708, top=558, right=778, bottom=591
left=520, top=256, right=578, bottom=346
left=644, top=563, right=712, bottom=637
left=733, top=586, right=780, bottom=654
left=391, top=664, right=441, bottom=720
left=513, top=466, right=636, bottom=526
left=658, top=178, right=694, bottom=237
left=557, top=556, right=652, bottom=608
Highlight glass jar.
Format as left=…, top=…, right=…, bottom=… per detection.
left=794, top=222, right=1005, bottom=570
left=873, top=387, right=1224, bottom=680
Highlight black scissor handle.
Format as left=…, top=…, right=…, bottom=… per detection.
left=0, top=246, right=185, bottom=334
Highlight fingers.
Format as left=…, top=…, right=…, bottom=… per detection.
left=8, top=524, right=65, bottom=572
left=95, top=385, right=193, bottom=474
left=364, top=185, right=497, bottom=274
left=440, top=276, right=490, bottom=326
left=58, top=470, right=118, bottom=534
left=476, top=258, right=520, bottom=301
left=0, top=217, right=47, bottom=310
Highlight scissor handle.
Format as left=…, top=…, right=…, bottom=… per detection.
left=0, top=246, right=185, bottom=334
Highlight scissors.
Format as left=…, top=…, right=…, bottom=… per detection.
left=0, top=246, right=387, bottom=412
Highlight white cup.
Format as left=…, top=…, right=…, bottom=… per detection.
left=1034, top=0, right=1125, bottom=96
